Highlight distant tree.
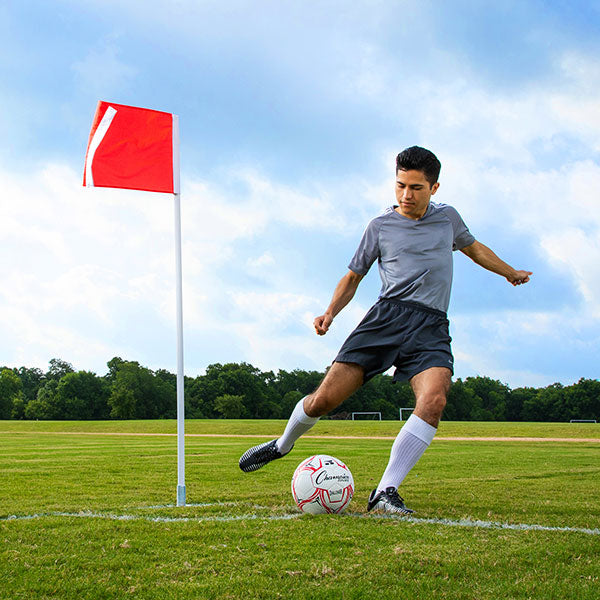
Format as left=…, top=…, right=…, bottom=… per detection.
left=273, top=369, right=324, bottom=398
left=46, top=358, right=75, bottom=381
left=7, top=356, right=599, bottom=422
left=191, top=363, right=278, bottom=419
left=106, top=357, right=126, bottom=382
left=11, top=397, right=26, bottom=420
left=522, top=383, right=565, bottom=422
left=155, top=369, right=177, bottom=391
left=185, top=376, right=217, bottom=419
left=25, top=380, right=59, bottom=420
left=0, top=369, right=23, bottom=419
left=53, top=371, right=110, bottom=420
left=214, top=394, right=247, bottom=419
left=507, top=387, right=537, bottom=421
left=108, top=385, right=137, bottom=419
left=108, top=361, right=174, bottom=419
left=564, top=379, right=600, bottom=421
left=280, top=390, right=304, bottom=418
left=445, top=379, right=480, bottom=421
left=370, top=396, right=397, bottom=420
left=15, top=366, right=45, bottom=403
left=464, top=376, right=510, bottom=420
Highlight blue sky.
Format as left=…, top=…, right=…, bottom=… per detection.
left=1, top=0, right=600, bottom=388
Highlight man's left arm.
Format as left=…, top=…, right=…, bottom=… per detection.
left=460, top=240, right=532, bottom=286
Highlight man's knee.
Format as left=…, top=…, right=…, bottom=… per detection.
left=304, top=390, right=339, bottom=418
left=429, top=391, right=447, bottom=414
left=415, top=390, right=447, bottom=422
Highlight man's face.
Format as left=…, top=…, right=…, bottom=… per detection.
left=394, top=169, right=439, bottom=220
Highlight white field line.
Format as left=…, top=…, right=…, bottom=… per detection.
left=2, top=431, right=599, bottom=443
left=1, top=510, right=300, bottom=524
left=2, top=508, right=599, bottom=536
left=362, top=514, right=600, bottom=536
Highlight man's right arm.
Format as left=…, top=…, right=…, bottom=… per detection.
left=313, top=270, right=364, bottom=336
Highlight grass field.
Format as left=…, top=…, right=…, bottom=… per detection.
left=1, top=420, right=599, bottom=599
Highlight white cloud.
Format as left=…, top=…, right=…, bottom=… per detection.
left=451, top=308, right=599, bottom=387
left=247, top=252, right=275, bottom=269
left=215, top=289, right=372, bottom=373
left=480, top=160, right=600, bottom=317
left=4, top=151, right=598, bottom=382
left=3, top=3, right=600, bottom=386
left=0, top=160, right=374, bottom=374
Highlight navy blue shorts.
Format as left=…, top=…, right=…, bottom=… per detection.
left=334, top=298, right=454, bottom=383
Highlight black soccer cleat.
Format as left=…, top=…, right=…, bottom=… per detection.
left=367, top=487, right=415, bottom=515
left=238, top=439, right=292, bottom=473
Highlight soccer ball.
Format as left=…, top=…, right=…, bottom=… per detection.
left=291, top=454, right=354, bottom=514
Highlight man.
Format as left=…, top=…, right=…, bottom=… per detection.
left=239, top=146, right=532, bottom=514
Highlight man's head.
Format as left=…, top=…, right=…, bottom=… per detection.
left=396, top=146, right=441, bottom=187
left=394, top=146, right=441, bottom=220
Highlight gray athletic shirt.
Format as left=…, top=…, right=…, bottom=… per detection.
left=348, top=202, right=475, bottom=313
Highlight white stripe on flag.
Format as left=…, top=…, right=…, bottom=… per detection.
left=85, top=106, right=117, bottom=187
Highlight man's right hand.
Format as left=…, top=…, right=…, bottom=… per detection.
left=314, top=314, right=333, bottom=336
left=313, top=270, right=364, bottom=336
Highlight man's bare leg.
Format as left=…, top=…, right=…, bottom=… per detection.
left=303, top=361, right=365, bottom=417
left=411, top=366, right=452, bottom=427
left=370, top=367, right=451, bottom=511
left=239, top=362, right=364, bottom=472
left=277, top=361, right=364, bottom=453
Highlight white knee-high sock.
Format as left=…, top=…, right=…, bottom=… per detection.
left=276, top=397, right=320, bottom=454
left=377, top=414, right=437, bottom=491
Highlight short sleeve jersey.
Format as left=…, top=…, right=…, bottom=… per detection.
left=348, top=202, right=475, bottom=313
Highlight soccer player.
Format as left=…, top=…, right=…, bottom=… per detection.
left=239, top=146, right=532, bottom=514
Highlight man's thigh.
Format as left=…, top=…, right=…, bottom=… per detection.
left=409, top=367, right=452, bottom=426
left=304, top=361, right=364, bottom=417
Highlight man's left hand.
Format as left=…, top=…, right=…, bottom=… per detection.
left=507, top=270, right=532, bottom=286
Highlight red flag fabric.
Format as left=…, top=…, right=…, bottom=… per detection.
left=83, top=101, right=179, bottom=194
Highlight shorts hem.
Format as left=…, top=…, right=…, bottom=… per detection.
left=395, top=362, right=454, bottom=383
left=332, top=354, right=379, bottom=384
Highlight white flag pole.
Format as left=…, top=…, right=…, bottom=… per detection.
left=174, top=192, right=185, bottom=506
left=172, top=115, right=185, bottom=507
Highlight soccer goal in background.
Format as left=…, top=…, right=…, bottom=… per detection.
left=399, top=407, right=414, bottom=420
left=570, top=419, right=597, bottom=423
left=351, top=412, right=382, bottom=420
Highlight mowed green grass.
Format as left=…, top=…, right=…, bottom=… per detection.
left=1, top=420, right=599, bottom=599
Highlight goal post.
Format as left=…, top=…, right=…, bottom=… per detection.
left=351, top=412, right=382, bottom=421
left=399, top=407, right=414, bottom=420
left=570, top=419, right=597, bottom=423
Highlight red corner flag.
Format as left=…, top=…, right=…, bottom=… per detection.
left=83, top=101, right=179, bottom=194
left=83, top=100, right=187, bottom=506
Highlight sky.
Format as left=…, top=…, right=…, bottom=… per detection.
left=1, top=0, right=600, bottom=388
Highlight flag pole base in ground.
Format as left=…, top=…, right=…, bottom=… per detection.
left=177, top=485, right=186, bottom=507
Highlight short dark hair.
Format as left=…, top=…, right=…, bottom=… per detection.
left=396, top=146, right=441, bottom=186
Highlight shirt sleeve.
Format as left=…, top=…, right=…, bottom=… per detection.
left=348, top=218, right=381, bottom=275
left=445, top=206, right=476, bottom=251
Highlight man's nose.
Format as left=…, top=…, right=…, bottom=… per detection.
left=403, top=187, right=413, bottom=199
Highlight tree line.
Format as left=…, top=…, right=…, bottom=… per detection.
left=0, top=357, right=598, bottom=422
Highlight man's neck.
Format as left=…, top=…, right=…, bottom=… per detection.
left=394, top=202, right=429, bottom=221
